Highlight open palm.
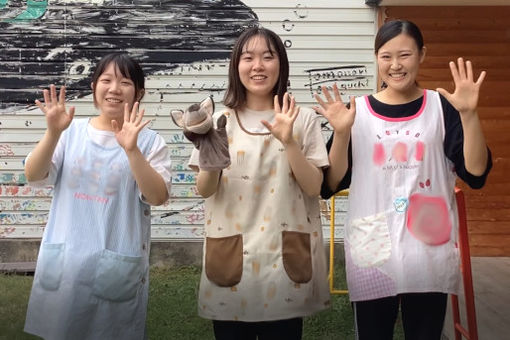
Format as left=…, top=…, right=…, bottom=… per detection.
left=112, top=102, right=151, bottom=152
left=437, top=58, right=486, bottom=115
left=261, top=93, right=299, bottom=145
left=35, top=85, right=75, bottom=134
left=313, top=84, right=355, bottom=133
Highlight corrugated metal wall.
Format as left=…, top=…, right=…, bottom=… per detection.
left=0, top=0, right=377, bottom=241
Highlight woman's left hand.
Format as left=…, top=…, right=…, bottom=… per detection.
left=261, top=92, right=300, bottom=145
left=437, top=57, right=486, bottom=116
left=112, top=102, right=151, bottom=152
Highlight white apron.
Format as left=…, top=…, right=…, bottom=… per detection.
left=346, top=90, right=460, bottom=302
left=198, top=109, right=330, bottom=321
left=24, top=119, right=156, bottom=339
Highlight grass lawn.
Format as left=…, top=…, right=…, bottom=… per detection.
left=0, top=265, right=404, bottom=339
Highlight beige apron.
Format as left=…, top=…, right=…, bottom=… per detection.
left=198, top=109, right=330, bottom=321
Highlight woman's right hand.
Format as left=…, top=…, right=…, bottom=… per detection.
left=313, top=83, right=356, bottom=134
left=35, top=85, right=75, bottom=135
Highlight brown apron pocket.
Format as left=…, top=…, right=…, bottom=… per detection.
left=282, top=231, right=312, bottom=283
left=205, top=234, right=243, bottom=287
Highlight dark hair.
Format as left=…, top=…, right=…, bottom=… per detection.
left=375, top=20, right=424, bottom=90
left=223, top=27, right=289, bottom=110
left=374, top=19, right=424, bottom=55
left=91, top=53, right=145, bottom=106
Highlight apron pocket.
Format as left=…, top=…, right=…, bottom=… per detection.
left=92, top=249, right=143, bottom=302
left=205, top=234, right=243, bottom=287
left=38, top=242, right=65, bottom=291
left=282, top=231, right=312, bottom=283
left=348, top=212, right=391, bottom=268
left=407, top=193, right=452, bottom=245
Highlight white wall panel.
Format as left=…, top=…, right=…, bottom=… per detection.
left=0, top=0, right=376, bottom=241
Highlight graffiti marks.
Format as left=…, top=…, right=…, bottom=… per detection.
left=0, top=197, right=48, bottom=210
left=173, top=172, right=195, bottom=184
left=0, top=184, right=52, bottom=197
left=0, top=211, right=48, bottom=224
left=0, top=144, right=14, bottom=156
left=0, top=0, right=48, bottom=22
left=12, top=0, right=48, bottom=21
left=293, top=4, right=308, bottom=19
left=0, top=226, right=16, bottom=237
left=0, top=0, right=259, bottom=110
left=155, top=62, right=227, bottom=76
left=171, top=185, right=199, bottom=198
left=280, top=3, right=309, bottom=48
left=1, top=172, right=27, bottom=184
left=67, top=59, right=93, bottom=76
left=305, top=65, right=369, bottom=97
left=282, top=19, right=294, bottom=32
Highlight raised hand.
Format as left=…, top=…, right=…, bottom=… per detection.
left=261, top=92, right=300, bottom=145
left=35, top=84, right=75, bottom=134
left=436, top=58, right=486, bottom=116
left=112, top=102, right=151, bottom=152
left=313, top=83, right=355, bottom=134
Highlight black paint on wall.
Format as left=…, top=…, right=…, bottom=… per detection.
left=0, top=0, right=258, bottom=110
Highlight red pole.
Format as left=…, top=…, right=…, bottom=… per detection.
left=452, top=188, right=478, bottom=340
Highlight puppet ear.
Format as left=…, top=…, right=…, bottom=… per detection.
left=170, top=109, right=185, bottom=128
left=180, top=96, right=214, bottom=134
left=200, top=96, right=215, bottom=116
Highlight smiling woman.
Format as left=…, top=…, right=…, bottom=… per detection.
left=316, top=19, right=492, bottom=340
left=22, top=53, right=173, bottom=339
left=183, top=26, right=331, bottom=340
left=89, top=53, right=144, bottom=130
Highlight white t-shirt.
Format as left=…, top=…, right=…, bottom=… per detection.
left=27, top=121, right=172, bottom=202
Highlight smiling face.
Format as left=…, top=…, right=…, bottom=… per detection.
left=92, top=62, right=138, bottom=121
left=238, top=34, right=280, bottom=108
left=376, top=33, right=426, bottom=99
